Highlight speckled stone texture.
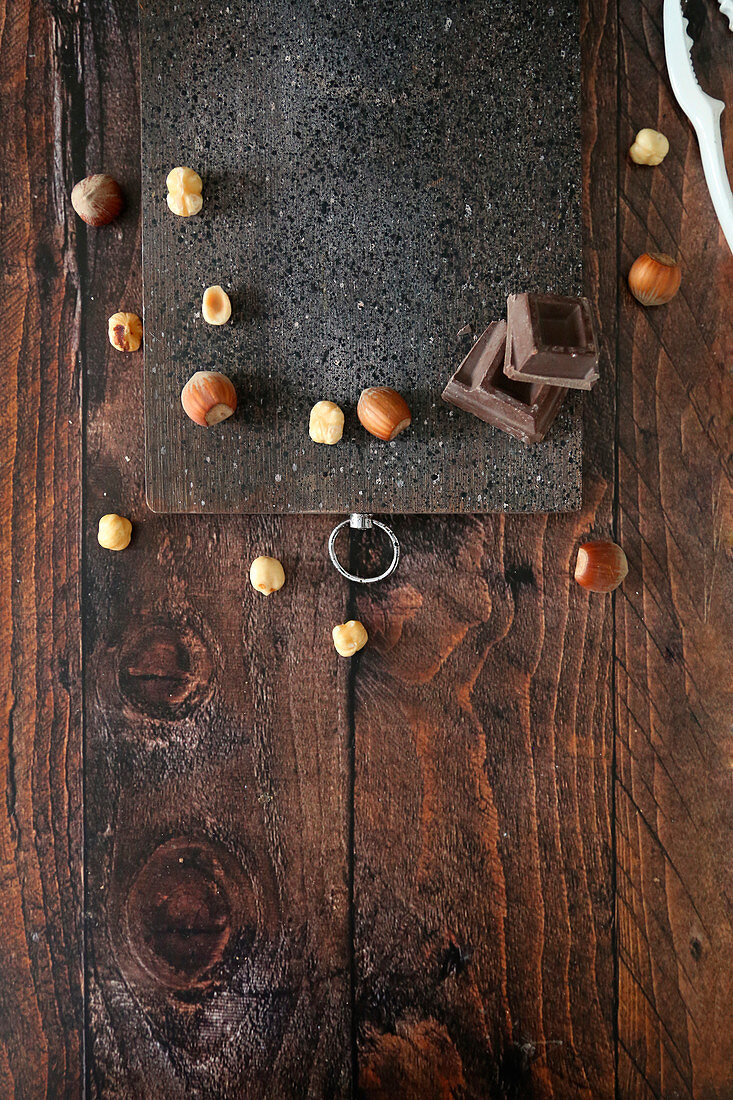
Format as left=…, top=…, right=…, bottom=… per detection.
left=141, top=0, right=582, bottom=514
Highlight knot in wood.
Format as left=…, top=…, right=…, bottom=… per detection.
left=115, top=617, right=213, bottom=720
left=124, top=837, right=243, bottom=992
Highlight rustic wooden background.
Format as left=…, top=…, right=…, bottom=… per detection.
left=1, top=0, right=730, bottom=1097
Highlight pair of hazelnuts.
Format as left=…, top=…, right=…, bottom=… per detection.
left=249, top=556, right=367, bottom=656
left=70, top=166, right=203, bottom=226
left=309, top=388, right=411, bottom=446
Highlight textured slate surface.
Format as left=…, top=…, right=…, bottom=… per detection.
left=141, top=0, right=582, bottom=514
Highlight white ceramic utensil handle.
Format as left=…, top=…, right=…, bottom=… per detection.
left=696, top=105, right=733, bottom=254
left=664, top=0, right=733, bottom=254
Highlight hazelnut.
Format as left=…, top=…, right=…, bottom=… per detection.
left=97, top=514, right=132, bottom=551
left=628, top=252, right=681, bottom=306
left=166, top=166, right=203, bottom=217
left=108, top=312, right=143, bottom=352
left=249, top=555, right=285, bottom=595
left=309, top=400, right=345, bottom=444
left=357, top=387, right=411, bottom=441
left=71, top=174, right=123, bottom=226
left=202, top=285, right=232, bottom=325
left=332, top=620, right=368, bottom=658
left=574, top=541, right=628, bottom=593
left=629, top=128, right=669, bottom=166
left=181, top=370, right=237, bottom=427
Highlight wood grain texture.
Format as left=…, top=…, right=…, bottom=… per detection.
left=76, top=3, right=351, bottom=1096
left=84, top=516, right=352, bottom=1098
left=616, top=3, right=733, bottom=1098
left=3, top=0, right=732, bottom=1096
left=0, top=1, right=84, bottom=1095
left=352, top=1, right=619, bottom=1094
left=352, top=508, right=615, bottom=1100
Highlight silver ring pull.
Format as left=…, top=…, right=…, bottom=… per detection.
left=328, top=513, right=400, bottom=584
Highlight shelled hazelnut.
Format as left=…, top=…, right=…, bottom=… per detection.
left=108, top=312, right=143, bottom=352
left=309, top=400, right=345, bottom=444
left=628, top=252, right=681, bottom=306
left=249, top=555, right=285, bottom=595
left=97, top=514, right=132, bottom=551
left=332, top=620, right=368, bottom=657
left=71, top=174, right=123, bottom=226
left=202, top=285, right=232, bottom=325
left=181, top=370, right=237, bottom=427
left=357, top=387, right=411, bottom=442
left=629, top=128, right=669, bottom=166
left=166, top=167, right=203, bottom=217
left=574, top=541, right=628, bottom=593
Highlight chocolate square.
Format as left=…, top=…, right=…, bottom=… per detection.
left=504, top=292, right=599, bottom=390
left=442, top=321, right=567, bottom=445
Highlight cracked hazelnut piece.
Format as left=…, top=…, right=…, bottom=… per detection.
left=166, top=166, right=203, bottom=217
left=574, top=541, right=628, bottom=593
left=629, top=128, right=669, bottom=166
left=181, top=370, right=237, bottom=427
left=357, top=387, right=411, bottom=441
left=309, top=400, right=345, bottom=444
left=332, top=620, right=368, bottom=658
left=249, top=555, right=285, bottom=595
left=71, top=174, right=123, bottom=226
left=202, top=285, right=232, bottom=325
left=108, top=311, right=143, bottom=352
left=98, top=514, right=132, bottom=551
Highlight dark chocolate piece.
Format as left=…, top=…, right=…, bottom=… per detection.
left=503, top=292, right=599, bottom=390
left=442, top=322, right=567, bottom=445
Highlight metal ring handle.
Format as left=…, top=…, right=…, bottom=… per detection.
left=328, top=514, right=400, bottom=584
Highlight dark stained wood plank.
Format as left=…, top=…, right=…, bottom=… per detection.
left=0, top=1, right=85, bottom=1095
left=4, top=0, right=731, bottom=1096
left=140, top=0, right=584, bottom=516
left=616, top=3, right=733, bottom=1097
left=353, top=510, right=615, bottom=1099
left=84, top=516, right=352, bottom=1097
left=352, top=0, right=619, bottom=1094
left=77, top=3, right=352, bottom=1095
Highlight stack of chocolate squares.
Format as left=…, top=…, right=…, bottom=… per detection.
left=442, top=293, right=599, bottom=444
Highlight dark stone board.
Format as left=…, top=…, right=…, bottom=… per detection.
left=141, top=1, right=582, bottom=514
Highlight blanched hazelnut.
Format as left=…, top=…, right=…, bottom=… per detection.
left=629, top=128, right=669, bottom=166
left=249, top=555, right=285, bottom=595
left=202, top=285, right=232, bottom=325
left=332, top=620, right=368, bottom=657
left=309, top=400, right=345, bottom=444
left=108, top=312, right=143, bottom=352
left=71, top=174, right=123, bottom=226
left=166, top=167, right=203, bottom=216
left=98, top=514, right=132, bottom=551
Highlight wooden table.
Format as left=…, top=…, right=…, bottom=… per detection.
left=1, top=1, right=730, bottom=1096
